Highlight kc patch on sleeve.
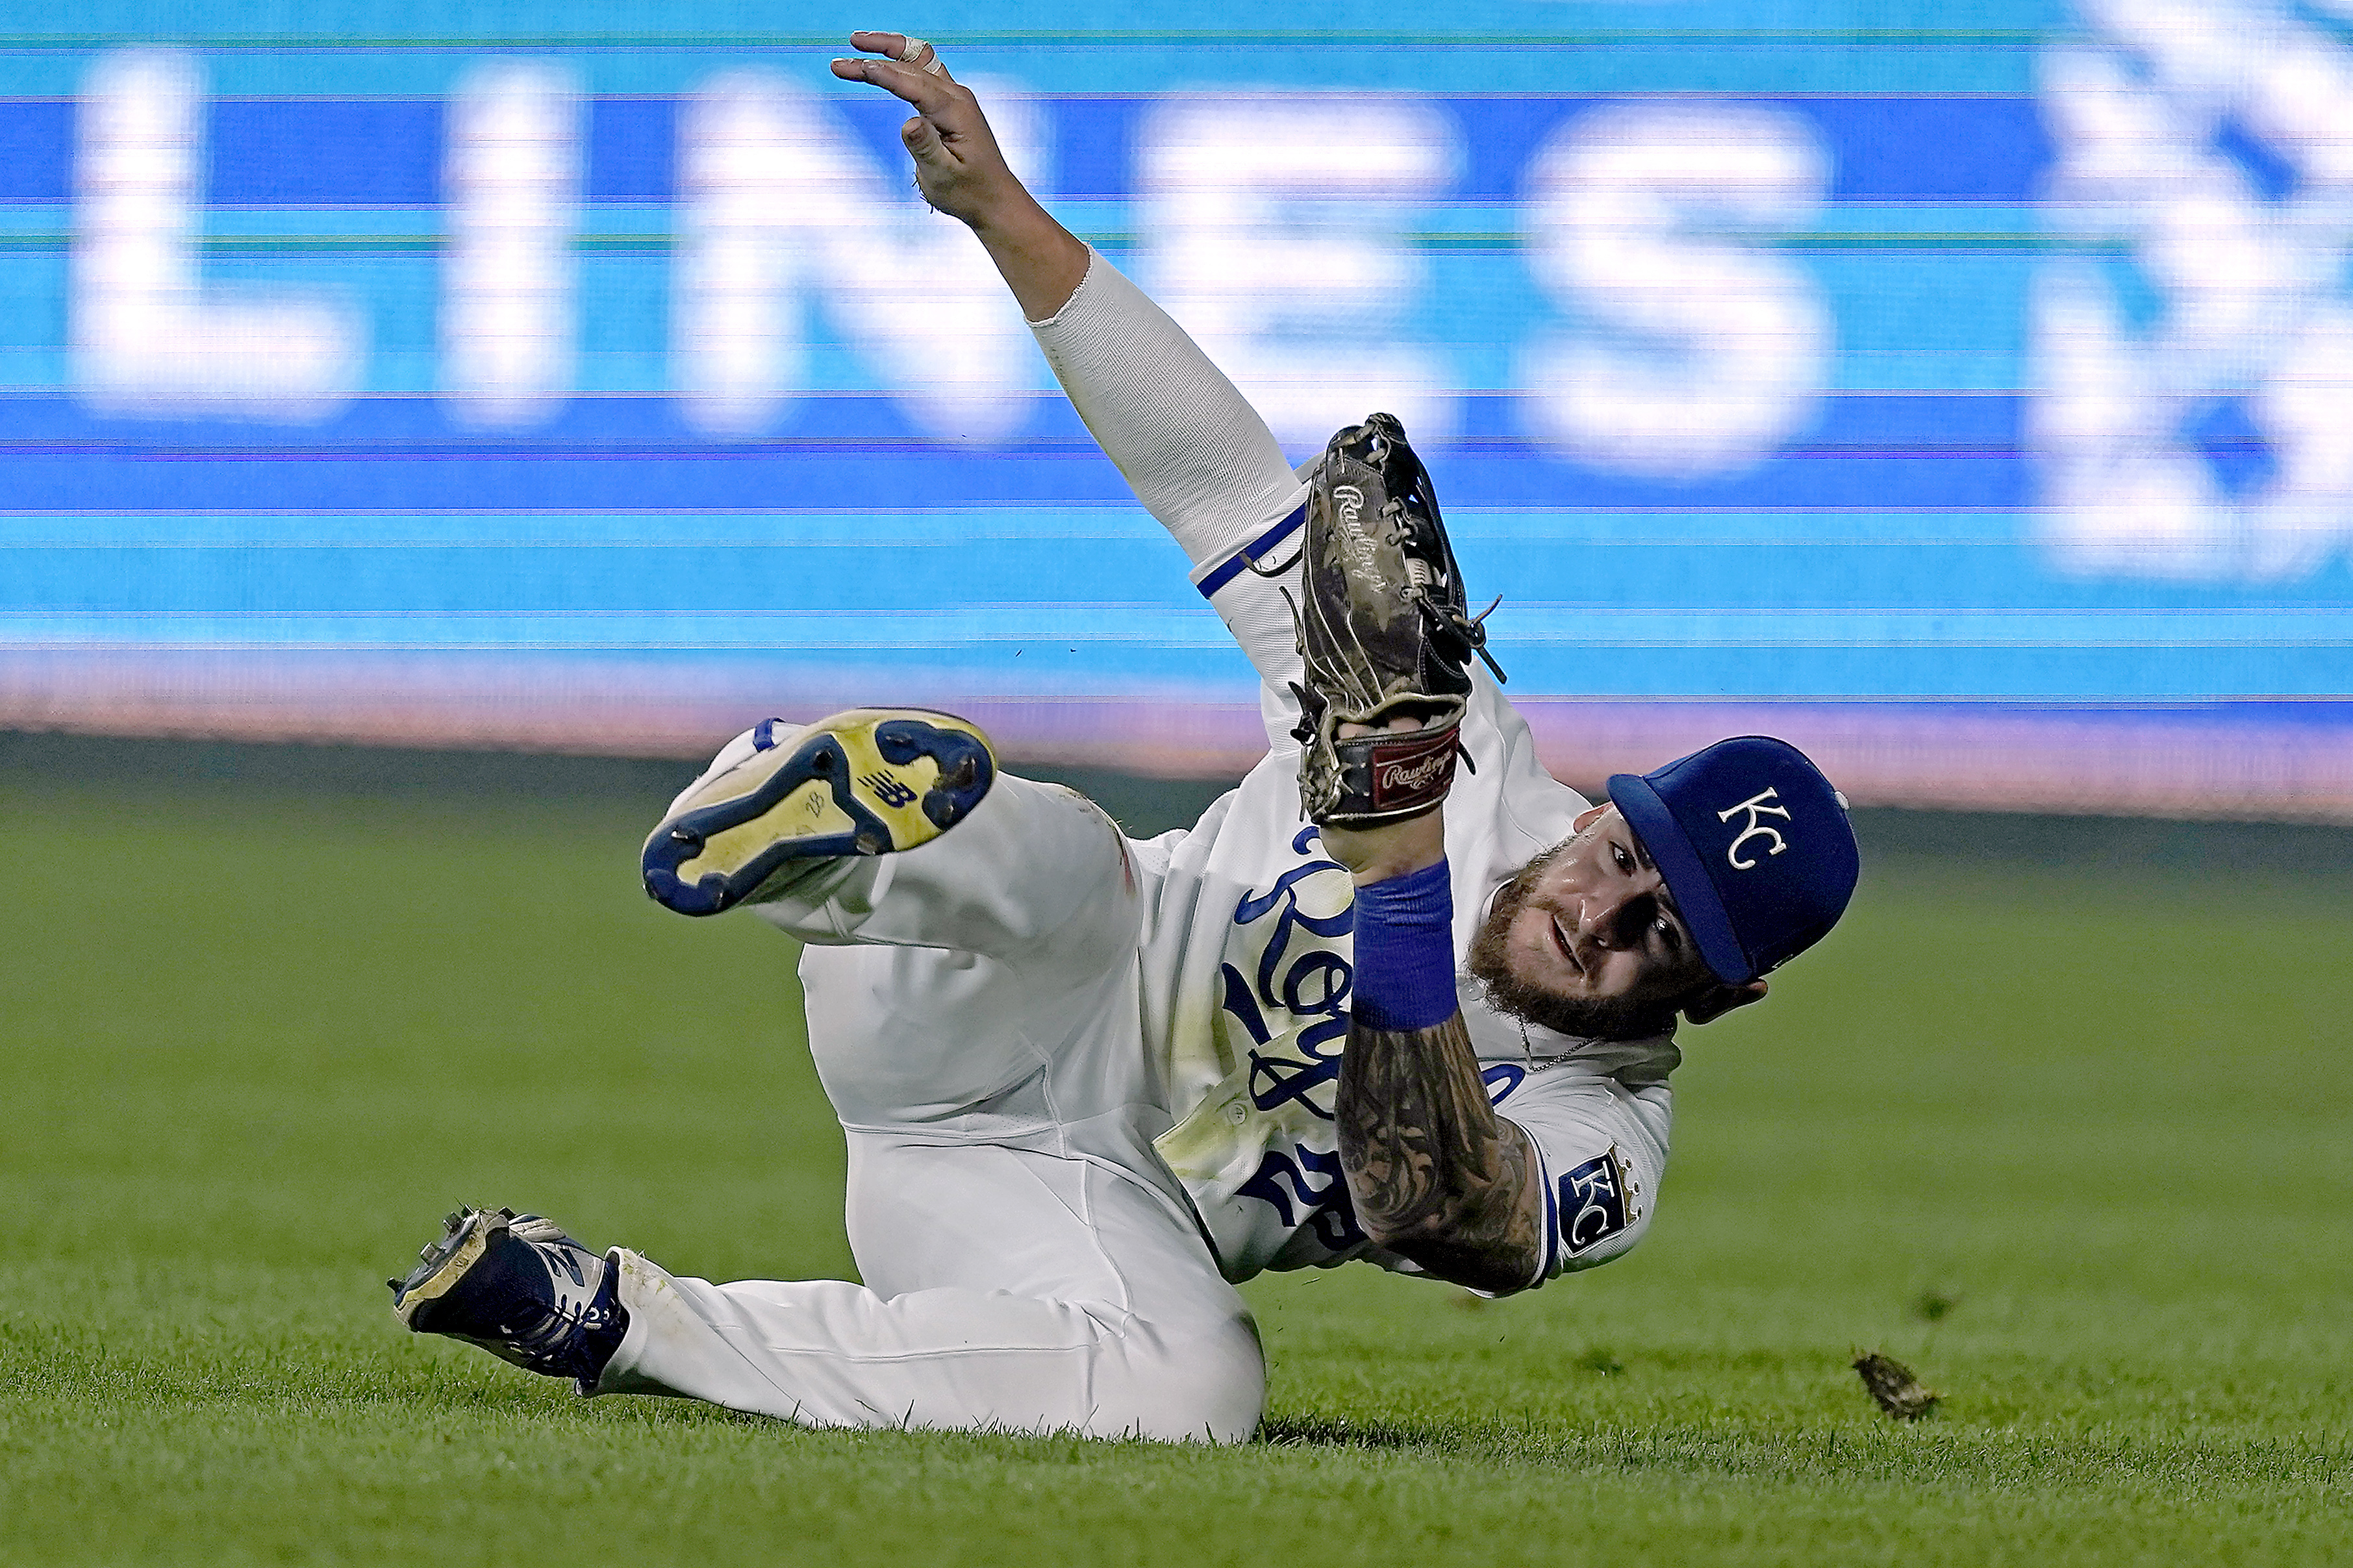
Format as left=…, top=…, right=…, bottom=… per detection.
left=1558, top=1148, right=1632, bottom=1256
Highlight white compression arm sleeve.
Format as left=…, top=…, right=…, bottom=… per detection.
left=1028, top=251, right=1305, bottom=566
left=1028, top=251, right=1309, bottom=703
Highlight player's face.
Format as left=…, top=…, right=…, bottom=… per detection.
left=1468, top=804, right=1714, bottom=1037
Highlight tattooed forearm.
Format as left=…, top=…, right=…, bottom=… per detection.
left=1335, top=1011, right=1544, bottom=1294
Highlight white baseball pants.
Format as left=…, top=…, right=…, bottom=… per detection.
left=593, top=762, right=1265, bottom=1443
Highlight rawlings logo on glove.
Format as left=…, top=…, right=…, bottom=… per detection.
left=1371, top=728, right=1461, bottom=805
left=1288, top=413, right=1504, bottom=830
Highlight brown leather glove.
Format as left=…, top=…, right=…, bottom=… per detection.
left=1290, top=413, right=1504, bottom=829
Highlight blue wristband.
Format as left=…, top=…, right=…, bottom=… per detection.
left=1349, top=858, right=1460, bottom=1032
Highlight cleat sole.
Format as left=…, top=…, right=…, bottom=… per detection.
left=641, top=708, right=995, bottom=917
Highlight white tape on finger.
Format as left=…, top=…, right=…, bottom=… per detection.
left=896, top=36, right=950, bottom=77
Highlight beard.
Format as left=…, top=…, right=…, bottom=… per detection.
left=1466, top=840, right=1680, bottom=1042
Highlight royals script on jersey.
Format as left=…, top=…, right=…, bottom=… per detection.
left=1131, top=669, right=1680, bottom=1291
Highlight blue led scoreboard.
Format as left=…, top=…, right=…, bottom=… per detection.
left=3, top=0, right=2348, bottom=816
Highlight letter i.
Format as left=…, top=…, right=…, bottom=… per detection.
left=442, top=60, right=581, bottom=428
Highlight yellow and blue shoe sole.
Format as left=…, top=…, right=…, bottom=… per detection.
left=640, top=707, right=996, bottom=917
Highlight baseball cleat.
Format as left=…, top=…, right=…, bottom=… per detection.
left=388, top=1206, right=627, bottom=1390
left=641, top=707, right=996, bottom=917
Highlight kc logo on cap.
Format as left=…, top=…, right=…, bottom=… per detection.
left=1606, top=737, right=1860, bottom=988
left=1715, top=788, right=1793, bottom=870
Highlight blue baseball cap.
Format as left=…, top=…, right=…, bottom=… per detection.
left=1607, top=736, right=1860, bottom=988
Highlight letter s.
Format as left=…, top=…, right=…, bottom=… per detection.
left=1516, top=101, right=1830, bottom=479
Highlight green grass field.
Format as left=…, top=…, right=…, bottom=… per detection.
left=3, top=733, right=2348, bottom=1567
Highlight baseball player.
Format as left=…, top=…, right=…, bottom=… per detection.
left=388, top=34, right=1860, bottom=1444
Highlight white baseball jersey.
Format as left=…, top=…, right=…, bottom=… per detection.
left=1031, top=251, right=1680, bottom=1294
left=1130, top=662, right=1679, bottom=1293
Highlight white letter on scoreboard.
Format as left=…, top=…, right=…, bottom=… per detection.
left=440, top=60, right=583, bottom=430
left=671, top=70, right=1043, bottom=438
left=1516, top=101, right=1830, bottom=478
left=69, top=47, right=363, bottom=421
left=1136, top=95, right=1459, bottom=450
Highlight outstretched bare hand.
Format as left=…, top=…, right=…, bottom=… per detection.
left=830, top=32, right=1020, bottom=230
left=827, top=31, right=1090, bottom=320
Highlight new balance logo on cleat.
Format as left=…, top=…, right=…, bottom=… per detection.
left=858, top=770, right=918, bottom=808
left=640, top=708, right=998, bottom=917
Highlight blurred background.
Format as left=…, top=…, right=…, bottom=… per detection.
left=4, top=11, right=2351, bottom=1556
left=3, top=0, right=2351, bottom=815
